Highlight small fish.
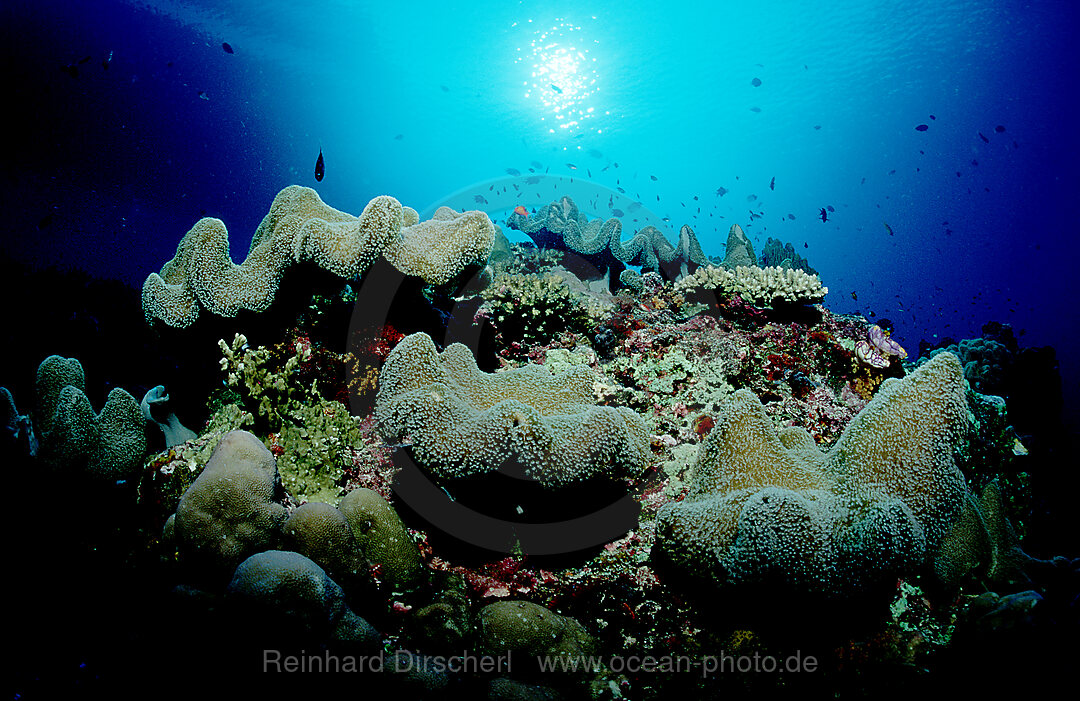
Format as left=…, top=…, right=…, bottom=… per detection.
left=978, top=132, right=990, bottom=143
left=314, top=148, right=325, bottom=181
left=587, top=169, right=592, bottom=177
left=915, top=124, right=929, bottom=131
left=769, top=176, right=775, bottom=191
left=930, top=114, right=936, bottom=120
left=819, top=208, right=828, bottom=222
left=612, top=208, right=624, bottom=217
left=474, top=195, right=488, bottom=204
left=883, top=221, right=894, bottom=235
left=550, top=83, right=563, bottom=94
left=803, top=242, right=808, bottom=248
left=617, top=186, right=626, bottom=193
left=222, top=42, right=234, bottom=54
left=813, top=125, right=822, bottom=130
left=394, top=134, right=404, bottom=140
left=650, top=174, right=658, bottom=181
left=787, top=213, right=796, bottom=220
left=749, top=106, right=762, bottom=113
left=513, top=205, right=529, bottom=217
left=851, top=291, right=858, bottom=301
left=440, top=85, right=449, bottom=92
left=198, top=90, right=209, bottom=100
left=751, top=77, right=762, bottom=87
left=102, top=50, right=113, bottom=70
left=566, top=163, right=577, bottom=170
left=747, top=194, right=757, bottom=202
left=505, top=168, right=521, bottom=176
left=995, top=124, right=1006, bottom=133
left=826, top=205, right=835, bottom=212
left=715, top=186, right=728, bottom=196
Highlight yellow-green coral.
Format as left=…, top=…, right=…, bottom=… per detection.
left=216, top=333, right=363, bottom=503
left=375, top=332, right=649, bottom=488
left=656, top=352, right=973, bottom=597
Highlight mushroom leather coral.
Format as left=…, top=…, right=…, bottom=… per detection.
left=656, top=352, right=973, bottom=596
left=375, top=332, right=649, bottom=488
left=142, top=185, right=494, bottom=327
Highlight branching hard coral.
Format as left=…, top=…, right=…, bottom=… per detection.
left=479, top=272, right=591, bottom=352
left=655, top=352, right=974, bottom=598
left=142, top=185, right=494, bottom=327
left=674, top=264, right=827, bottom=306
left=374, top=332, right=650, bottom=488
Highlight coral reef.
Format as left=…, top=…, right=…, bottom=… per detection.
left=375, top=331, right=650, bottom=488
left=655, top=352, right=974, bottom=598
left=478, top=272, right=592, bottom=353
left=759, top=236, right=816, bottom=274
left=720, top=223, right=757, bottom=268
left=338, top=487, right=422, bottom=590
left=142, top=185, right=494, bottom=327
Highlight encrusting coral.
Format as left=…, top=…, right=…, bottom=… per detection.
left=142, top=185, right=494, bottom=327
left=655, top=352, right=975, bottom=598
left=375, top=332, right=650, bottom=488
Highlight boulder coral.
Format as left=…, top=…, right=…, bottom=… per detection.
left=142, top=185, right=495, bottom=327
left=227, top=550, right=380, bottom=647
left=168, top=430, right=289, bottom=582
left=375, top=332, right=649, bottom=488
left=674, top=263, right=828, bottom=306
left=338, top=487, right=422, bottom=590
left=655, top=352, right=973, bottom=597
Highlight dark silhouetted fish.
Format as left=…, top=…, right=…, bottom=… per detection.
left=826, top=205, right=835, bottom=212
left=930, top=114, right=936, bottom=120
left=394, top=134, right=404, bottom=140
left=550, top=83, right=563, bottom=94
left=787, top=213, right=796, bottom=220
left=995, top=125, right=1006, bottom=133
left=819, top=208, right=828, bottom=222
left=751, top=77, right=762, bottom=87
left=440, top=85, right=449, bottom=92
left=612, top=208, right=624, bottom=217
left=222, top=42, right=234, bottom=54
left=198, top=90, right=209, bottom=100
left=102, top=50, right=112, bottom=70
left=883, top=222, right=894, bottom=235
left=769, top=177, right=775, bottom=191
left=314, top=148, right=324, bottom=181
left=813, top=125, right=822, bottom=130
left=617, top=187, right=625, bottom=193
left=566, top=163, right=577, bottom=170
left=750, top=106, right=762, bottom=113
left=650, top=174, right=658, bottom=181
left=915, top=124, right=929, bottom=131
left=716, top=186, right=728, bottom=196
left=505, top=168, right=521, bottom=176
left=474, top=195, right=488, bottom=204
left=851, top=291, right=858, bottom=301
left=978, top=132, right=990, bottom=143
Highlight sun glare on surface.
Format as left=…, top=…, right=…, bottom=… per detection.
left=513, top=18, right=600, bottom=135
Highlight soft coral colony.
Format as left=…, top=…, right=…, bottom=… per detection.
left=5, top=186, right=1075, bottom=698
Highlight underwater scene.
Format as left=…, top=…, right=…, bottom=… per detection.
left=4, top=0, right=1078, bottom=697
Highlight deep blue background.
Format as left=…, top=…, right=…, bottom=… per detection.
left=3, top=0, right=1079, bottom=426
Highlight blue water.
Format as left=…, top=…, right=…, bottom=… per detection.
left=4, top=0, right=1079, bottom=424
